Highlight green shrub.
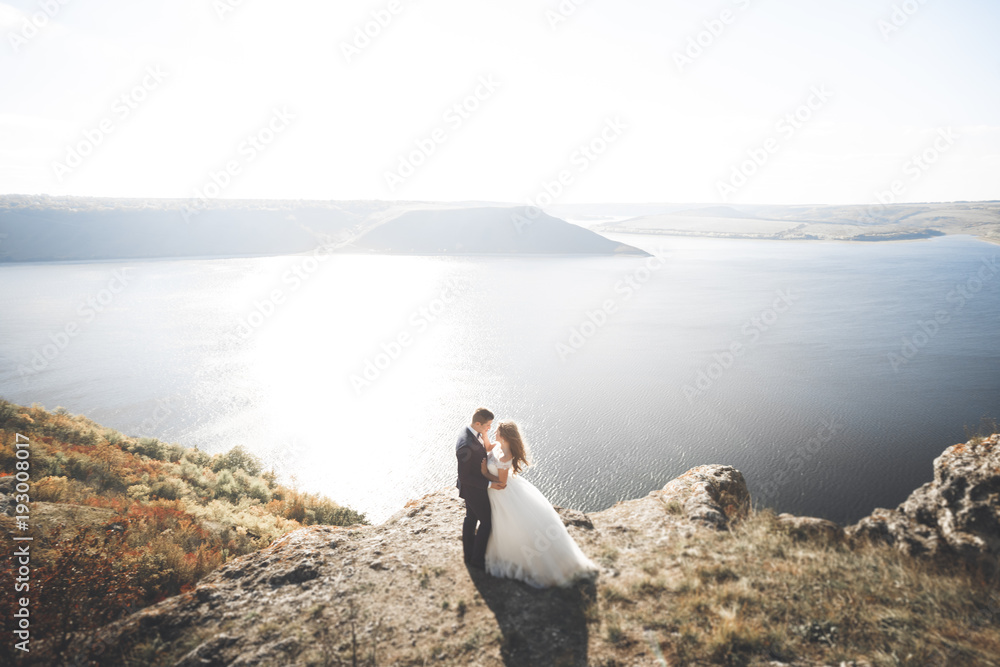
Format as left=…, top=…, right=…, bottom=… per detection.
left=246, top=478, right=273, bottom=504
left=127, top=484, right=152, bottom=501
left=211, top=445, right=262, bottom=476
left=134, top=437, right=167, bottom=460
left=150, top=478, right=187, bottom=501
left=183, top=447, right=211, bottom=467
left=164, top=442, right=186, bottom=463
left=214, top=469, right=241, bottom=502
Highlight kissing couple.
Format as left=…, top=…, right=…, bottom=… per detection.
left=455, top=407, right=600, bottom=588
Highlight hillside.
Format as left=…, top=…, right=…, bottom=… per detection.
left=46, top=431, right=1000, bottom=666
left=0, top=196, right=648, bottom=263
left=337, top=206, right=650, bottom=255
left=0, top=195, right=381, bottom=262
left=0, top=401, right=366, bottom=666
left=592, top=201, right=1000, bottom=244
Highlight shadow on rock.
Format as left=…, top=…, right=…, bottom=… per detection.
left=467, top=565, right=596, bottom=667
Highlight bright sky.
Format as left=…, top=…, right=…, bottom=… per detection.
left=1, top=0, right=998, bottom=205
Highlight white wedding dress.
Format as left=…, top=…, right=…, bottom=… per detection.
left=484, top=448, right=600, bottom=588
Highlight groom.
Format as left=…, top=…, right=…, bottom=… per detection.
left=456, top=407, right=506, bottom=570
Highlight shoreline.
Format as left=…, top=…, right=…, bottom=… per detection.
left=602, top=228, right=1000, bottom=246
left=1, top=232, right=996, bottom=268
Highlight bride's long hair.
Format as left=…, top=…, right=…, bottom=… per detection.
left=497, top=421, right=530, bottom=474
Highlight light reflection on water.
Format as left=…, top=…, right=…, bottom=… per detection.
left=1, top=235, right=998, bottom=524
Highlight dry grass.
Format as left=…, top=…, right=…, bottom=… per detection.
left=588, top=508, right=1000, bottom=666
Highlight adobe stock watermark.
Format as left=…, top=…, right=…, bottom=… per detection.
left=270, top=436, right=311, bottom=480
left=350, top=278, right=465, bottom=395
left=512, top=116, right=627, bottom=233
left=716, top=84, right=833, bottom=203
left=180, top=106, right=295, bottom=223
left=520, top=522, right=571, bottom=564
left=213, top=0, right=251, bottom=20
left=137, top=397, right=173, bottom=435
left=682, top=288, right=798, bottom=402
left=17, top=269, right=134, bottom=378
left=754, top=415, right=843, bottom=507
left=854, top=128, right=957, bottom=225
left=226, top=240, right=341, bottom=343
left=878, top=0, right=930, bottom=41
left=340, top=0, right=415, bottom=64
left=7, top=0, right=71, bottom=53
left=673, top=0, right=753, bottom=73
left=544, top=0, right=591, bottom=31
left=556, top=251, right=666, bottom=362
left=383, top=75, right=500, bottom=193
left=51, top=65, right=168, bottom=183
left=888, top=254, right=998, bottom=372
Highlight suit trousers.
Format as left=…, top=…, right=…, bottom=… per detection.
left=461, top=488, right=492, bottom=568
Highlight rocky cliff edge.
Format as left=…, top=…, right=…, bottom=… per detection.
left=67, top=435, right=1000, bottom=666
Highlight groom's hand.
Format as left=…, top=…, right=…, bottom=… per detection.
left=490, top=482, right=506, bottom=490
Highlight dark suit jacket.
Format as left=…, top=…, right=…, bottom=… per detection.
left=455, top=427, right=489, bottom=500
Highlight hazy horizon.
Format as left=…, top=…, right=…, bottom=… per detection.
left=4, top=194, right=1000, bottom=206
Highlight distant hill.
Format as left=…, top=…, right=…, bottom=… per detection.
left=666, top=205, right=757, bottom=219
left=0, top=195, right=390, bottom=263
left=0, top=197, right=649, bottom=261
left=339, top=206, right=650, bottom=255
left=588, top=201, right=1000, bottom=244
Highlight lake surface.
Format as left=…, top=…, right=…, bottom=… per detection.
left=1, top=234, right=998, bottom=524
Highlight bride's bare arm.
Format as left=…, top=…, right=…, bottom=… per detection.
left=480, top=459, right=503, bottom=485
left=488, top=452, right=512, bottom=489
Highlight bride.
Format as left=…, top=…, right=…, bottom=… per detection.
left=481, top=421, right=600, bottom=588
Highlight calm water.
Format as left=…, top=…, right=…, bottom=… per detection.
left=1, top=234, right=998, bottom=524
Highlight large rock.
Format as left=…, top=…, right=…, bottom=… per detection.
left=847, top=433, right=1000, bottom=574
left=656, top=464, right=752, bottom=530
left=592, top=464, right=751, bottom=536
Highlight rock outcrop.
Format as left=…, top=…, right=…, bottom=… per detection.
left=847, top=433, right=1000, bottom=575
left=592, top=463, right=752, bottom=544
left=53, top=437, right=1000, bottom=666
left=68, top=465, right=749, bottom=666
left=71, top=492, right=599, bottom=666
left=657, top=464, right=751, bottom=530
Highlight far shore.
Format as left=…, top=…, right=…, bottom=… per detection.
left=602, top=228, right=1000, bottom=246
